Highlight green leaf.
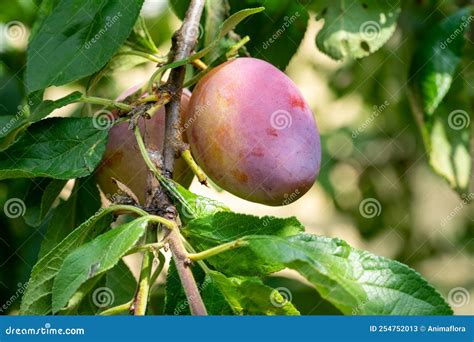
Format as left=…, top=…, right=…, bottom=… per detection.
left=0, top=116, right=29, bottom=151
left=105, top=260, right=137, bottom=309
left=161, top=178, right=229, bottom=223
left=0, top=70, right=23, bottom=116
left=29, top=91, right=83, bottom=122
left=28, top=0, right=60, bottom=41
left=0, top=118, right=109, bottom=180
left=0, top=91, right=82, bottom=151
left=73, top=277, right=107, bottom=315
left=183, top=212, right=304, bottom=274
left=193, top=6, right=264, bottom=61
left=229, top=0, right=309, bottom=69
left=165, top=260, right=298, bottom=315
left=409, top=9, right=472, bottom=194
left=63, top=275, right=104, bottom=314
left=20, top=212, right=113, bottom=315
left=26, top=0, right=145, bottom=92
left=23, top=178, right=67, bottom=227
left=409, top=8, right=470, bottom=116
left=427, top=78, right=471, bottom=195
left=52, top=217, right=149, bottom=313
left=37, top=177, right=102, bottom=259
left=206, top=270, right=299, bottom=315
left=190, top=230, right=453, bottom=315
left=314, top=0, right=401, bottom=60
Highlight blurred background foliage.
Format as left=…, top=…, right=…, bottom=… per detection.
left=0, top=0, right=473, bottom=315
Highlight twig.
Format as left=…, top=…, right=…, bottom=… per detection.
left=160, top=0, right=207, bottom=316
left=79, top=95, right=133, bottom=112
left=99, top=300, right=133, bottom=316
left=187, top=239, right=248, bottom=261
left=116, top=50, right=167, bottom=64
left=181, top=149, right=208, bottom=185
left=132, top=248, right=153, bottom=315
left=125, top=241, right=166, bottom=256
left=191, top=59, right=208, bottom=70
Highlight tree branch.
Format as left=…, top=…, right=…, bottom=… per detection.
left=163, top=0, right=205, bottom=173
left=145, top=0, right=207, bottom=316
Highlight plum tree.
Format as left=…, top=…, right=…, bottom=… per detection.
left=96, top=89, right=193, bottom=204
left=184, top=57, right=321, bottom=206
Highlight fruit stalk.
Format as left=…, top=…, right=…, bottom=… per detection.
left=151, top=0, right=207, bottom=316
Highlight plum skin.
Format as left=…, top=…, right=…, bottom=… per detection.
left=96, top=89, right=193, bottom=204
left=184, top=57, right=321, bottom=206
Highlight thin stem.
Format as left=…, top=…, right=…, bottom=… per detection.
left=136, top=94, right=159, bottom=103
left=107, top=204, right=149, bottom=217
left=143, top=92, right=171, bottom=117
left=148, top=215, right=178, bottom=230
left=116, top=50, right=166, bottom=64
left=129, top=214, right=177, bottom=231
left=181, top=149, right=208, bottom=185
left=191, top=58, right=208, bottom=70
left=133, top=249, right=153, bottom=315
left=182, top=237, right=211, bottom=273
left=187, top=239, right=248, bottom=261
left=133, top=124, right=162, bottom=180
left=125, top=241, right=166, bottom=256
left=226, top=35, right=250, bottom=59
left=99, top=300, right=133, bottom=316
left=80, top=96, right=133, bottom=112
left=147, top=65, right=168, bottom=94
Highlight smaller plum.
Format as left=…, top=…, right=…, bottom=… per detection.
left=96, top=88, right=193, bottom=204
